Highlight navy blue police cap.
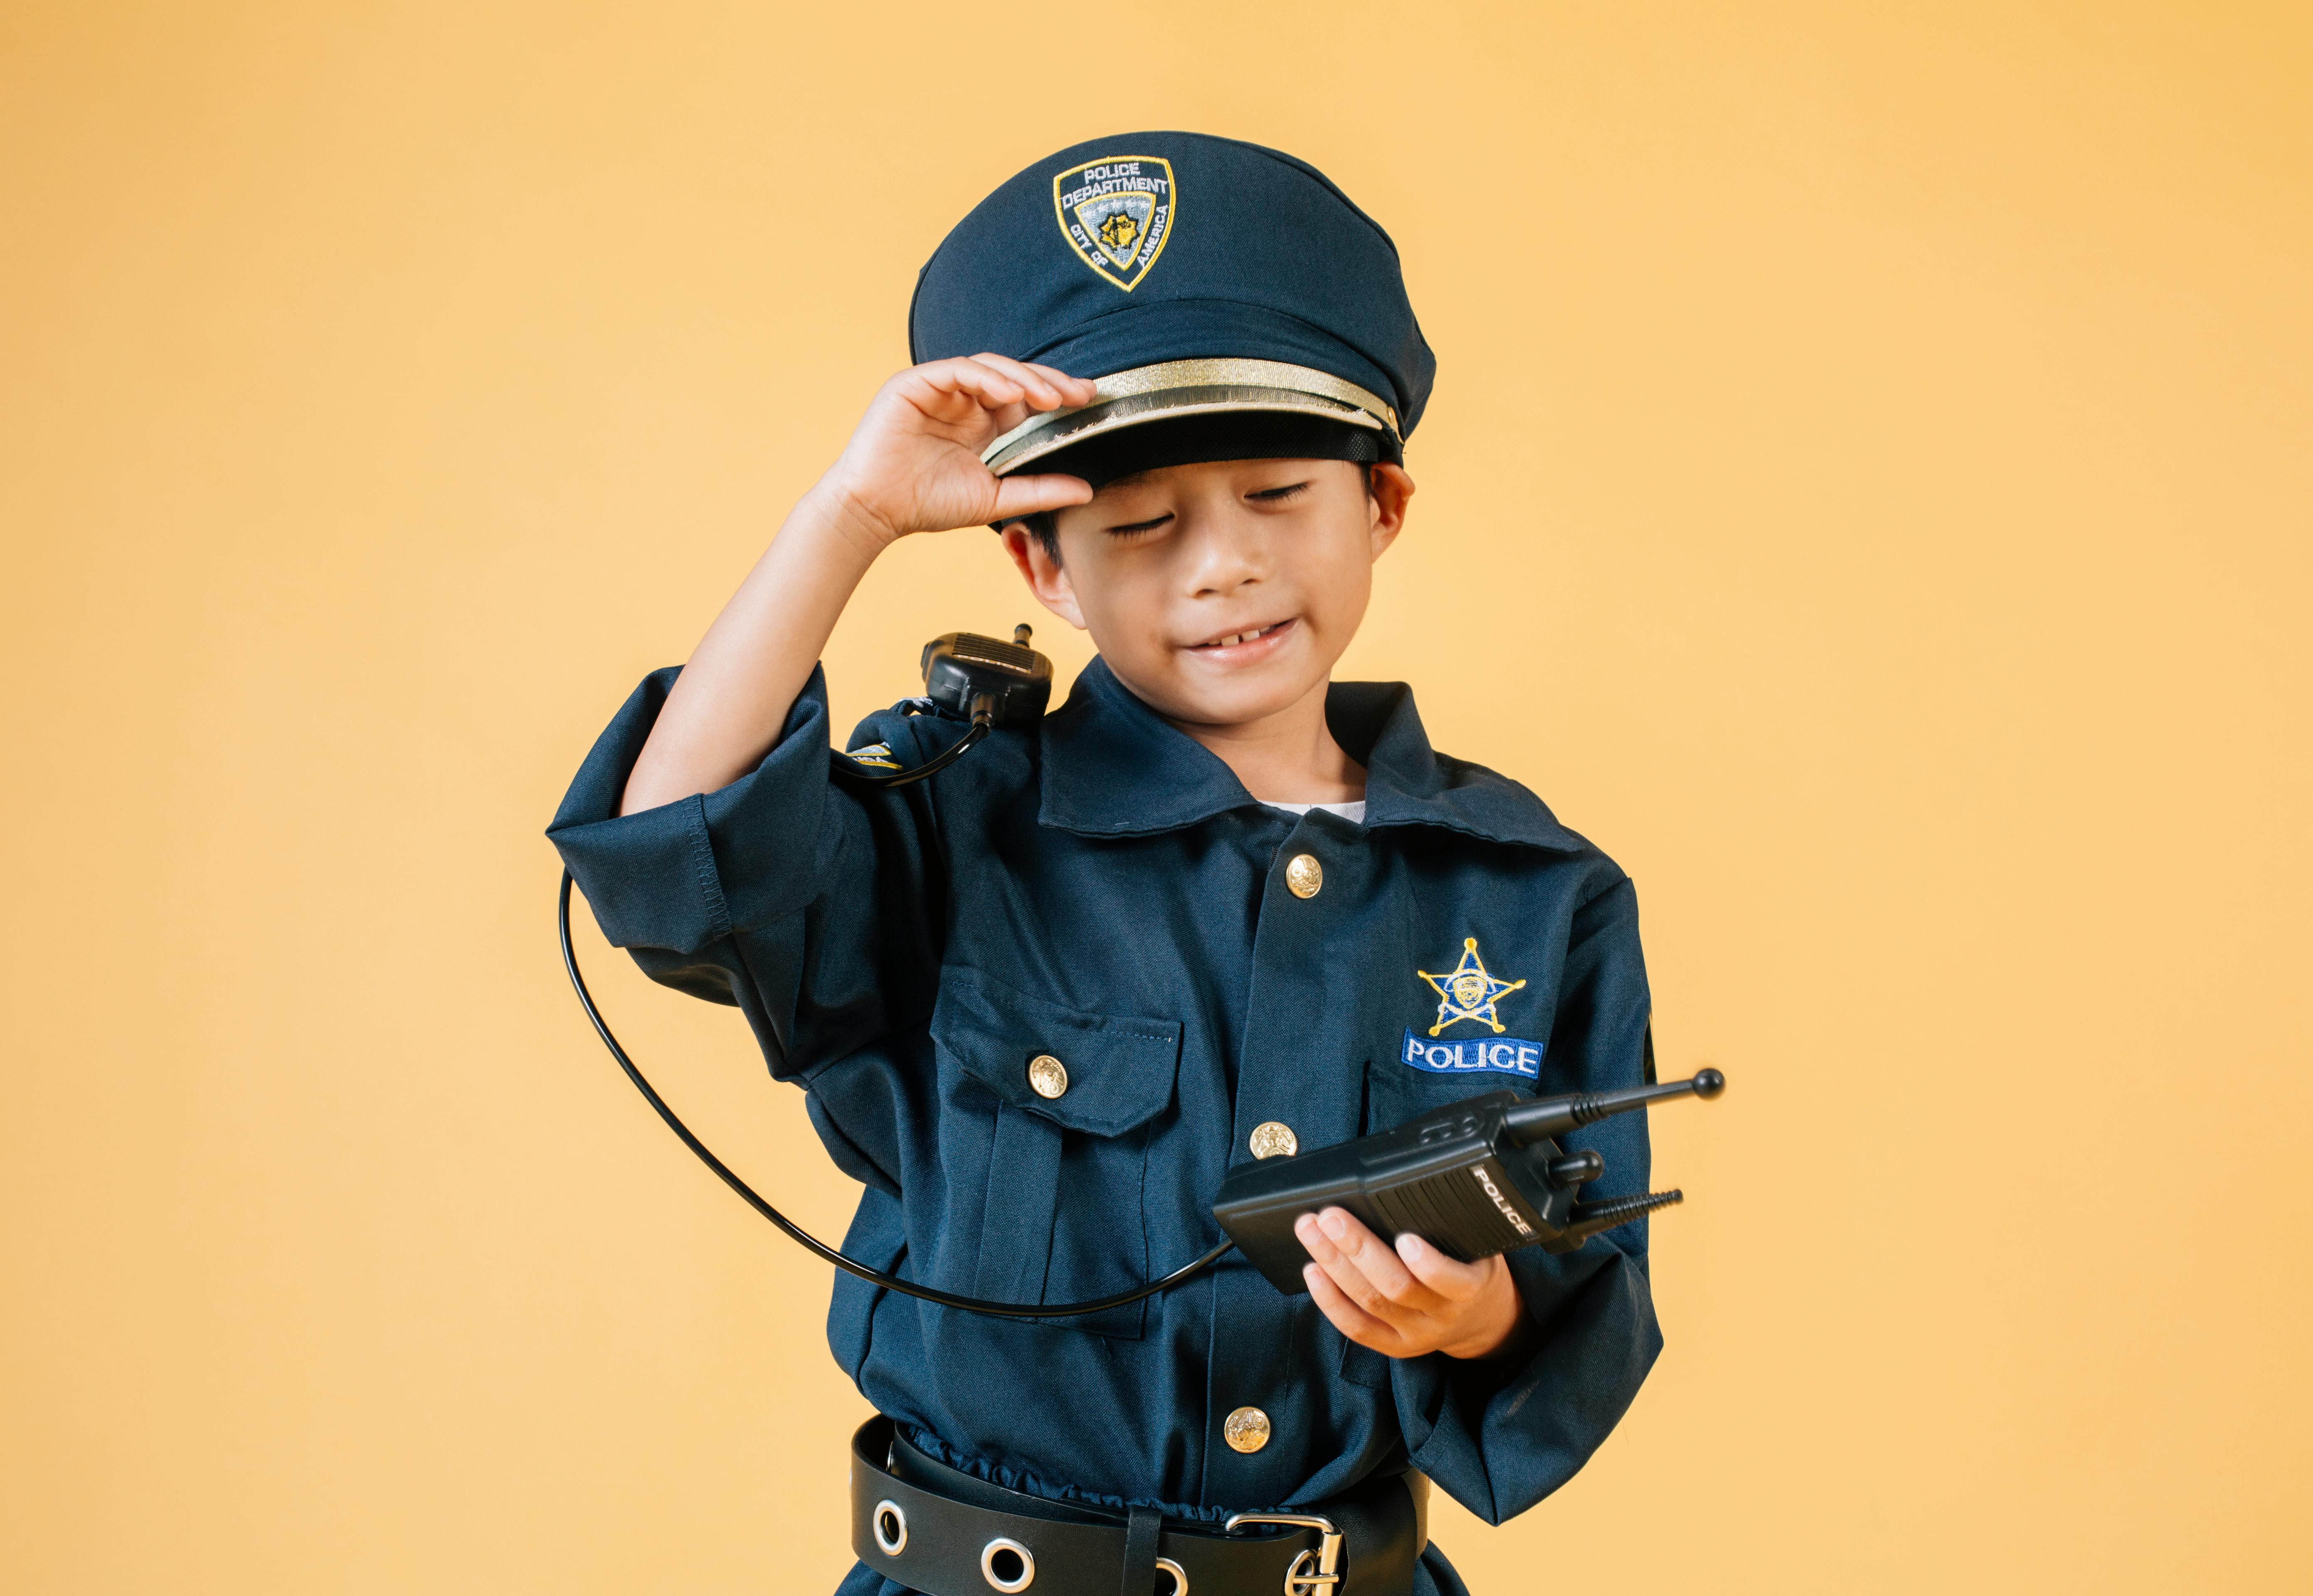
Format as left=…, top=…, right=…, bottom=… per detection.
left=910, top=132, right=1435, bottom=491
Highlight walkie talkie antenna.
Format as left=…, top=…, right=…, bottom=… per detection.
left=1561, top=1188, right=1685, bottom=1246
left=1501, top=1068, right=1725, bottom=1147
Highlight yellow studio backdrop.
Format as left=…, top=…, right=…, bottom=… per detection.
left=3, top=3, right=2307, bottom=1591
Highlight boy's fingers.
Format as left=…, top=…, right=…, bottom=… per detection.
left=971, top=352, right=1078, bottom=410
left=1297, top=1211, right=1438, bottom=1322
left=907, top=357, right=1026, bottom=409
left=1295, top=1214, right=1394, bottom=1320
left=965, top=352, right=1049, bottom=401
left=1303, top=1263, right=1403, bottom=1352
left=1019, top=360, right=1099, bottom=405
left=989, top=473, right=1093, bottom=521
left=1393, top=1232, right=1489, bottom=1302
left=1312, top=1208, right=1447, bottom=1314
left=972, top=353, right=1095, bottom=410
left=949, top=359, right=1034, bottom=408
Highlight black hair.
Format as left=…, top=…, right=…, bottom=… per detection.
left=1018, top=509, right=1064, bottom=564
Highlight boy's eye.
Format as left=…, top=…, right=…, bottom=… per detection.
left=1104, top=512, right=1174, bottom=537
left=1247, top=481, right=1311, bottom=503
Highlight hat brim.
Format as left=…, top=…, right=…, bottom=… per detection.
left=992, top=410, right=1398, bottom=513
left=981, top=358, right=1401, bottom=478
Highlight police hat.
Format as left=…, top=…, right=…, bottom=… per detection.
left=910, top=133, right=1435, bottom=490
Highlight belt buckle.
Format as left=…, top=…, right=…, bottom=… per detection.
left=1223, top=1512, right=1342, bottom=1596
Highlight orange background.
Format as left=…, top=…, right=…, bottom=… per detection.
left=4, top=4, right=2308, bottom=1591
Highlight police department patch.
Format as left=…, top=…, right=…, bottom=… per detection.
left=1053, top=156, right=1176, bottom=292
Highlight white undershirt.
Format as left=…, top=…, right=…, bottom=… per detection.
left=1262, top=800, right=1368, bottom=822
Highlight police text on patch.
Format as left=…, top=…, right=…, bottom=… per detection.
left=1400, top=1029, right=1544, bottom=1078
left=1050, top=155, right=1177, bottom=293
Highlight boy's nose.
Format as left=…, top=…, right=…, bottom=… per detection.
left=1180, top=508, right=1273, bottom=597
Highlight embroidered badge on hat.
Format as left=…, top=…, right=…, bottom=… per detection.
left=1052, top=155, right=1176, bottom=292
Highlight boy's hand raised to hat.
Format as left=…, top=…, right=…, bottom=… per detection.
left=1295, top=1208, right=1536, bottom=1364
left=813, top=355, right=1097, bottom=547
left=617, top=355, right=1093, bottom=816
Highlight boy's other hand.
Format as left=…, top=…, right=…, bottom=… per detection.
left=815, top=355, right=1098, bottom=548
left=1295, top=1207, right=1533, bottom=1363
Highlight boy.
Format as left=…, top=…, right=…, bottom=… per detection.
left=550, top=134, right=1661, bottom=1596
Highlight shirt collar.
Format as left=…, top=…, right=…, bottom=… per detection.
left=1036, top=657, right=1588, bottom=852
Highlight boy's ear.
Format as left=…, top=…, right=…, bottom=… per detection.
left=999, top=524, right=1089, bottom=631
left=1367, top=462, right=1414, bottom=560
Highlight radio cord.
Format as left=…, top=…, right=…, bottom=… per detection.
left=555, top=709, right=1235, bottom=1321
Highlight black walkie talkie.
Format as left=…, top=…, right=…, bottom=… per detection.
left=1211, top=1071, right=1724, bottom=1293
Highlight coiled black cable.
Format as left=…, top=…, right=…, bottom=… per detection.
left=555, top=713, right=1235, bottom=1320
left=832, top=697, right=994, bottom=786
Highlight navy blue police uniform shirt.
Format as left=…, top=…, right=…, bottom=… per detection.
left=549, top=657, right=1662, bottom=1594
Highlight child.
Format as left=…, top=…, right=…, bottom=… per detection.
left=551, top=133, right=1661, bottom=1596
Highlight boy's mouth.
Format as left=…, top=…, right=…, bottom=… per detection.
left=1189, top=618, right=1295, bottom=654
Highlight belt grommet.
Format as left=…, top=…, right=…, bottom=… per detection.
left=981, top=1536, right=1035, bottom=1591
left=1155, top=1555, right=1189, bottom=1596
left=871, top=1498, right=907, bottom=1557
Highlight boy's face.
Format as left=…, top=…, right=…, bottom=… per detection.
left=1003, top=457, right=1413, bottom=730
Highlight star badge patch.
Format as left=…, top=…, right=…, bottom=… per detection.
left=1403, top=937, right=1544, bottom=1078
left=1052, top=155, right=1177, bottom=292
left=1417, top=938, right=1527, bottom=1036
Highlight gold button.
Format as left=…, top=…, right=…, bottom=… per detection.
left=1223, top=1406, right=1271, bottom=1453
left=1285, top=854, right=1323, bottom=898
left=1027, top=1054, right=1069, bottom=1099
left=1248, top=1121, right=1298, bottom=1160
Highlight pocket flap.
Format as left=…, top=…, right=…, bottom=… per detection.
left=931, top=968, right=1182, bottom=1136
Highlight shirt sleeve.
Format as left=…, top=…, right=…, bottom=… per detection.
left=545, top=665, right=949, bottom=1195
left=1388, top=872, right=1665, bottom=1523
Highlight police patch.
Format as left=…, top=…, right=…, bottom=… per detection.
left=1052, top=155, right=1176, bottom=292
left=1403, top=939, right=1539, bottom=1076
left=1401, top=1030, right=1546, bottom=1079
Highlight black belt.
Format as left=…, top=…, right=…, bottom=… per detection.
left=848, top=1418, right=1428, bottom=1596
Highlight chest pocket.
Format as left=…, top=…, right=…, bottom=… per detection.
left=930, top=968, right=1183, bottom=1338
